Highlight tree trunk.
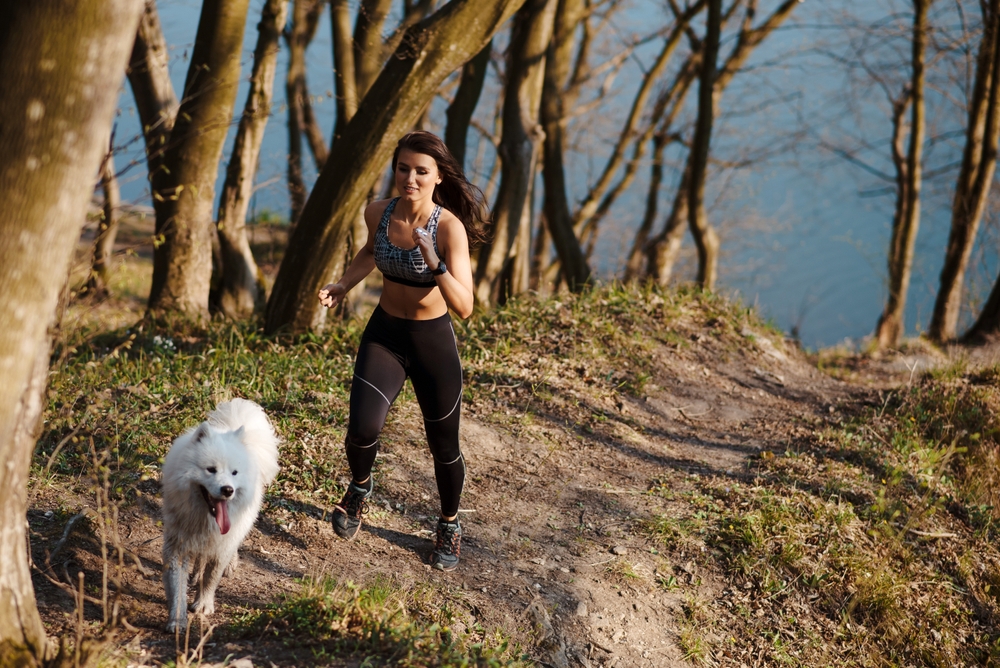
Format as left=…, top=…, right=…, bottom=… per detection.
left=445, top=40, right=493, bottom=169
left=624, top=130, right=671, bottom=283
left=687, top=0, right=722, bottom=290
left=85, top=155, right=122, bottom=299
left=286, top=0, right=324, bottom=224
left=127, top=0, right=179, bottom=236
left=213, top=0, right=290, bottom=319
left=331, top=0, right=359, bottom=142
left=875, top=0, right=930, bottom=350
left=148, top=0, right=252, bottom=320
left=265, top=0, right=530, bottom=333
left=353, top=0, right=395, bottom=100
left=930, top=0, right=1000, bottom=342
left=540, top=0, right=590, bottom=292
left=0, top=1, right=142, bottom=664
left=475, top=0, right=557, bottom=306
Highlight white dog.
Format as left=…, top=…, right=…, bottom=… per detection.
left=160, top=399, right=279, bottom=633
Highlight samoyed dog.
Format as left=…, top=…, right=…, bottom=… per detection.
left=160, top=399, right=279, bottom=633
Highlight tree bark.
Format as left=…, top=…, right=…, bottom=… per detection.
left=875, top=0, right=930, bottom=350
left=353, top=0, right=396, bottom=100
left=687, top=0, right=722, bottom=290
left=148, top=0, right=252, bottom=320
left=930, top=0, right=1000, bottom=342
left=0, top=1, right=142, bottom=664
left=445, top=40, right=493, bottom=170
left=265, top=0, right=530, bottom=333
left=286, top=0, right=325, bottom=224
left=331, top=0, right=359, bottom=142
left=85, top=155, right=122, bottom=299
left=213, top=0, right=290, bottom=319
left=475, top=0, right=557, bottom=306
left=127, top=0, right=179, bottom=237
left=540, top=0, right=590, bottom=292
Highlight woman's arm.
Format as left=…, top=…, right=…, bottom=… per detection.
left=318, top=202, right=383, bottom=308
left=412, top=211, right=475, bottom=318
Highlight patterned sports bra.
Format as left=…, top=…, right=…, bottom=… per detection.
left=373, top=197, right=442, bottom=288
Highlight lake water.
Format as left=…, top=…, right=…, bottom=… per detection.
left=113, top=0, right=998, bottom=349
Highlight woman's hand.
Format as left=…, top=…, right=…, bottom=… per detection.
left=318, top=283, right=347, bottom=308
left=412, top=227, right=441, bottom=271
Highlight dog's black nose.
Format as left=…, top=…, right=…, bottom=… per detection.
left=220, top=486, right=234, bottom=498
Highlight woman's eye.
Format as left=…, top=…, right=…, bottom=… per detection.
left=207, top=467, right=217, bottom=474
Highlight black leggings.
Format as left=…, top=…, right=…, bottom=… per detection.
left=345, top=305, right=465, bottom=517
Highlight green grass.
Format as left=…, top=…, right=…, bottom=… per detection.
left=232, top=575, right=528, bottom=667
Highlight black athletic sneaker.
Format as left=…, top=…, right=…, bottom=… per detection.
left=332, top=478, right=373, bottom=540
left=430, top=519, right=462, bottom=571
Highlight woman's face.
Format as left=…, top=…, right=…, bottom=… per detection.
left=395, top=148, right=441, bottom=203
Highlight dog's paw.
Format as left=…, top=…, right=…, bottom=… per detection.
left=164, top=619, right=184, bottom=634
left=189, top=598, right=216, bottom=616
left=224, top=554, right=239, bottom=576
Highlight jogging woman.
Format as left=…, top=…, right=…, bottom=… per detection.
left=318, top=131, right=488, bottom=571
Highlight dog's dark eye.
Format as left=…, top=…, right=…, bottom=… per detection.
left=232, top=470, right=238, bottom=475
left=207, top=467, right=217, bottom=474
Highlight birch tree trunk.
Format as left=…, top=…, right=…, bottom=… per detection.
left=214, top=0, right=290, bottom=318
left=265, top=0, right=530, bottom=333
left=875, top=0, right=930, bottom=350
left=0, top=1, right=142, bottom=664
left=475, top=0, right=557, bottom=306
left=148, top=0, right=252, bottom=320
left=929, top=0, right=1000, bottom=342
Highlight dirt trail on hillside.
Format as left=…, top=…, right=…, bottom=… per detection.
left=31, top=317, right=947, bottom=667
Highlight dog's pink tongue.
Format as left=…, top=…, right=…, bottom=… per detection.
left=214, top=499, right=230, bottom=535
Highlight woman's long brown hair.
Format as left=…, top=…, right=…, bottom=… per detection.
left=392, top=131, right=491, bottom=248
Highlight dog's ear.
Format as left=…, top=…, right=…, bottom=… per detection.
left=192, top=423, right=210, bottom=443
left=233, top=426, right=246, bottom=442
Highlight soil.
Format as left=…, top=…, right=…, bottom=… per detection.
left=28, top=219, right=987, bottom=667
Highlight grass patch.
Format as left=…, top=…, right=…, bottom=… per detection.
left=232, top=575, right=528, bottom=667
left=639, top=363, right=1000, bottom=665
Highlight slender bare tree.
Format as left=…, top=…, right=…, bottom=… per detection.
left=265, top=0, right=529, bottom=333
left=445, top=41, right=493, bottom=169
left=0, top=1, right=143, bottom=664
left=213, top=0, right=291, bottom=318
left=475, top=0, right=557, bottom=305
left=85, top=154, right=123, bottom=299
left=929, top=0, right=1000, bottom=342
left=875, top=0, right=932, bottom=349
left=286, top=0, right=326, bottom=223
left=540, top=0, right=591, bottom=292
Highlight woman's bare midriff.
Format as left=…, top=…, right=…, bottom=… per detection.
left=379, top=281, right=449, bottom=320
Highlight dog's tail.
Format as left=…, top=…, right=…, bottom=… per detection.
left=208, top=399, right=281, bottom=485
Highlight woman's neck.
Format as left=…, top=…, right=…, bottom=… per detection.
left=392, top=196, right=436, bottom=223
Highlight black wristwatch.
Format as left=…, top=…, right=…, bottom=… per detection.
left=431, top=261, right=448, bottom=276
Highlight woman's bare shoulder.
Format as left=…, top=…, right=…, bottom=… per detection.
left=364, top=198, right=395, bottom=225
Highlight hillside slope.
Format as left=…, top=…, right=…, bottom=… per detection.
left=28, top=283, right=1000, bottom=667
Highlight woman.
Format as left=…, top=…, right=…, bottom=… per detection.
left=318, top=131, right=488, bottom=571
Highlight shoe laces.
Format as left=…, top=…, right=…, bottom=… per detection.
left=343, top=483, right=370, bottom=518
left=435, top=521, right=461, bottom=556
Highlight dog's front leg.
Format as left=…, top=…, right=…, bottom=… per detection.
left=163, top=552, right=190, bottom=634
left=190, top=550, right=232, bottom=617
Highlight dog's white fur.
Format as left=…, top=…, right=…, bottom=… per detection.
left=161, top=399, right=279, bottom=633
